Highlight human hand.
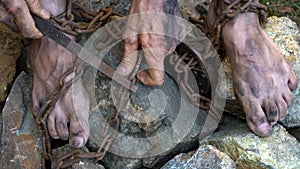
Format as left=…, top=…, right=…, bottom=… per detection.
left=0, top=0, right=50, bottom=38
left=118, top=0, right=184, bottom=85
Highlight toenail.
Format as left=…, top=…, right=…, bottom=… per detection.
left=53, top=136, right=59, bottom=139
left=71, top=137, right=84, bottom=148
left=258, top=123, right=272, bottom=137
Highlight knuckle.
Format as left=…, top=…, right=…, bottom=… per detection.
left=9, top=5, right=22, bottom=15
left=124, top=36, right=138, bottom=45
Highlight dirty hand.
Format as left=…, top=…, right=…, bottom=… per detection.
left=118, top=0, right=184, bottom=86
left=0, top=0, right=50, bottom=38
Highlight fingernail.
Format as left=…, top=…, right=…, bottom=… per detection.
left=41, top=9, right=50, bottom=19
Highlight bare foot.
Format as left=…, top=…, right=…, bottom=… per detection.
left=118, top=0, right=182, bottom=86
left=29, top=0, right=90, bottom=148
left=208, top=1, right=298, bottom=136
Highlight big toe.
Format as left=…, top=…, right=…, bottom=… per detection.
left=70, top=135, right=88, bottom=148
left=256, top=123, right=272, bottom=137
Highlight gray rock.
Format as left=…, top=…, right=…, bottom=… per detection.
left=220, top=16, right=300, bottom=128
left=162, top=145, right=236, bottom=169
left=72, top=160, right=105, bottom=169
left=0, top=23, right=24, bottom=102
left=201, top=123, right=300, bottom=169
left=87, top=63, right=210, bottom=168
left=84, top=36, right=219, bottom=168
left=51, top=145, right=105, bottom=169
left=75, top=1, right=225, bottom=168
left=0, top=72, right=43, bottom=169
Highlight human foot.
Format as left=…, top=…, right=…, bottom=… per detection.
left=118, top=0, right=183, bottom=85
left=30, top=37, right=90, bottom=148
left=208, top=3, right=298, bottom=136
left=29, top=0, right=90, bottom=148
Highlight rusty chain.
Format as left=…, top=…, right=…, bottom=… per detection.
left=190, top=0, right=267, bottom=49
left=49, top=0, right=122, bottom=36
left=169, top=52, right=211, bottom=110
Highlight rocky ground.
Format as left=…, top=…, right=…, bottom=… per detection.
left=1, top=1, right=300, bottom=169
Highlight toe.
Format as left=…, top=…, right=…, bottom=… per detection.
left=263, top=99, right=279, bottom=126
left=245, top=102, right=272, bottom=137
left=276, top=97, right=287, bottom=121
left=288, top=71, right=298, bottom=91
left=47, top=115, right=59, bottom=139
left=283, top=89, right=295, bottom=107
left=117, top=36, right=139, bottom=77
left=70, top=136, right=87, bottom=149
left=56, top=119, right=69, bottom=140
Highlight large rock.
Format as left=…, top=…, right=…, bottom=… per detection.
left=201, top=123, right=300, bottom=169
left=51, top=145, right=105, bottom=169
left=0, top=72, right=43, bottom=168
left=75, top=2, right=223, bottom=167
left=162, top=145, right=235, bottom=169
left=221, top=16, right=300, bottom=128
left=0, top=23, right=24, bottom=102
left=86, top=44, right=214, bottom=168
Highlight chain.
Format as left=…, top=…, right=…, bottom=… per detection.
left=49, top=0, right=122, bottom=36
left=190, top=0, right=267, bottom=49
left=169, top=52, right=211, bottom=110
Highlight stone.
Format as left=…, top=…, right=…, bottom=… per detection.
left=220, top=16, right=300, bottom=128
left=178, top=0, right=210, bottom=19
left=0, top=23, right=24, bottom=102
left=288, top=127, right=300, bottom=142
left=72, top=160, right=105, bottom=169
left=201, top=123, right=300, bottom=169
left=162, top=145, right=235, bottom=169
left=0, top=103, right=3, bottom=139
left=0, top=72, right=43, bottom=169
left=84, top=38, right=219, bottom=168
left=51, top=145, right=105, bottom=169
left=74, top=1, right=225, bottom=168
